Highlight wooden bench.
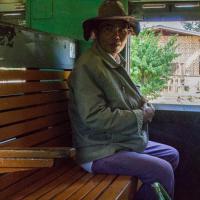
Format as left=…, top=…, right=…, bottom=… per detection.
left=0, top=68, right=138, bottom=200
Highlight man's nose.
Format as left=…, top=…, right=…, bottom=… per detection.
left=112, top=28, right=121, bottom=37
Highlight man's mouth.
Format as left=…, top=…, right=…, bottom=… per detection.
left=110, top=42, right=121, bottom=47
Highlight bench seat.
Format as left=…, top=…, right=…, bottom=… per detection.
left=0, top=159, right=137, bottom=200
left=0, top=68, right=138, bottom=200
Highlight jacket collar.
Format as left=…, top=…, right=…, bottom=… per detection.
left=92, top=41, right=126, bottom=69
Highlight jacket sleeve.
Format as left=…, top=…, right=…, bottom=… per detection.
left=69, top=64, right=143, bottom=134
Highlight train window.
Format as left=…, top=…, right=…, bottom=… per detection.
left=129, top=0, right=200, bottom=111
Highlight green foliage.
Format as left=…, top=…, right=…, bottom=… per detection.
left=130, top=29, right=179, bottom=99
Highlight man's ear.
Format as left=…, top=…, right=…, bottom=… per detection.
left=129, top=27, right=136, bottom=36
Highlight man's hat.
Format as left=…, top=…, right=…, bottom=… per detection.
left=83, top=0, right=140, bottom=41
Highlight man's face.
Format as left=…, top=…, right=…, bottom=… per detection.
left=96, top=20, right=131, bottom=56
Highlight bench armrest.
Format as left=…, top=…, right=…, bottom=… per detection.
left=0, top=147, right=76, bottom=173
left=0, top=147, right=76, bottom=159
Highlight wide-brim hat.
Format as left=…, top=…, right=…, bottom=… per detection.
left=83, top=0, right=140, bottom=41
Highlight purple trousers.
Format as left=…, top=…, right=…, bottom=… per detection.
left=92, top=141, right=179, bottom=200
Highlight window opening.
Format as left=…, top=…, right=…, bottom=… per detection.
left=129, top=1, right=200, bottom=107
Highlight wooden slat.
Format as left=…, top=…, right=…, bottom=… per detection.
left=0, top=124, right=70, bottom=147
left=0, top=101, right=67, bottom=126
left=55, top=173, right=94, bottom=200
left=0, top=159, right=70, bottom=192
left=0, top=81, right=68, bottom=96
left=0, top=112, right=69, bottom=141
left=0, top=158, right=54, bottom=168
left=137, top=179, right=143, bottom=191
left=1, top=147, right=74, bottom=158
left=0, top=166, right=60, bottom=200
left=30, top=166, right=85, bottom=200
left=0, top=91, right=68, bottom=111
left=82, top=175, right=116, bottom=200
left=0, top=169, right=38, bottom=191
left=8, top=162, right=75, bottom=200
left=67, top=175, right=106, bottom=200
left=38, top=134, right=72, bottom=148
left=0, top=70, right=70, bottom=81
left=118, top=177, right=138, bottom=200
left=0, top=168, right=36, bottom=173
left=0, top=147, right=75, bottom=158
left=97, top=176, right=132, bottom=200
left=0, top=129, right=63, bottom=148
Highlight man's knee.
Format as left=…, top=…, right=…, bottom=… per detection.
left=160, top=159, right=174, bottom=178
left=169, top=147, right=179, bottom=170
left=140, top=159, right=174, bottom=198
left=141, top=158, right=174, bottom=184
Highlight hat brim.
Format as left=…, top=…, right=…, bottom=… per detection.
left=83, top=16, right=140, bottom=41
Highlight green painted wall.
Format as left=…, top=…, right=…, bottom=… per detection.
left=26, top=0, right=128, bottom=54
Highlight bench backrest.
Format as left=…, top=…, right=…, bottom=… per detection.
left=0, top=22, right=77, bottom=196
left=0, top=68, right=72, bottom=149
left=0, top=68, right=73, bottom=184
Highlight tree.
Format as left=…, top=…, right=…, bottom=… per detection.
left=130, top=29, right=179, bottom=99
left=182, top=21, right=200, bottom=32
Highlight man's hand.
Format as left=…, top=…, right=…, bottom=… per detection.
left=141, top=103, right=155, bottom=123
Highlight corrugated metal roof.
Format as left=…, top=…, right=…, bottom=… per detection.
left=151, top=25, right=200, bottom=36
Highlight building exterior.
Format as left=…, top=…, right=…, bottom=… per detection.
left=152, top=25, right=200, bottom=104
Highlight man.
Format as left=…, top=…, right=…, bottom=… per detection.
left=68, top=0, right=179, bottom=199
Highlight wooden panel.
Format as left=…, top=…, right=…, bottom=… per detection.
left=0, top=81, right=68, bottom=96
left=0, top=70, right=70, bottom=81
left=97, top=176, right=132, bottom=200
left=0, top=112, right=69, bottom=141
left=0, top=158, right=54, bottom=168
left=0, top=102, right=67, bottom=126
left=0, top=147, right=75, bottom=158
left=7, top=162, right=75, bottom=200
left=0, top=91, right=68, bottom=111
left=0, top=124, right=70, bottom=147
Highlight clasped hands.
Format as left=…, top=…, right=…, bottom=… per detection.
left=141, top=100, right=155, bottom=123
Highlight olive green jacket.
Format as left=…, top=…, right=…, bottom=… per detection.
left=68, top=42, right=148, bottom=164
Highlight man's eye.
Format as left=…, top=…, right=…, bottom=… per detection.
left=103, top=25, right=113, bottom=32
left=119, top=28, right=128, bottom=33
